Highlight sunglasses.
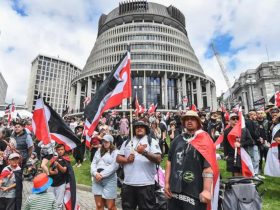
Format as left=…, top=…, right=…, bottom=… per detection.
left=231, top=117, right=239, bottom=121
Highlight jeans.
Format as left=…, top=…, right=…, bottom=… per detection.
left=246, top=145, right=260, bottom=174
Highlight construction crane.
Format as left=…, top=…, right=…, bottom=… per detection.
left=211, top=42, right=232, bottom=108
left=210, top=42, right=232, bottom=89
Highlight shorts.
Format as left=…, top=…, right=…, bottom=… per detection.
left=92, top=173, right=117, bottom=199
left=42, top=154, right=53, bottom=160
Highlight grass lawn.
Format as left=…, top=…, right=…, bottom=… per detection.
left=73, top=149, right=280, bottom=209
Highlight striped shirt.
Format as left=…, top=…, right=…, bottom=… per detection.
left=23, top=192, right=57, bottom=210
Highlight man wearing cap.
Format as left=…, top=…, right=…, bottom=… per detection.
left=23, top=173, right=57, bottom=210
left=12, top=121, right=34, bottom=168
left=0, top=153, right=23, bottom=210
left=117, top=121, right=162, bottom=210
left=223, top=113, right=254, bottom=176
left=165, top=110, right=219, bottom=210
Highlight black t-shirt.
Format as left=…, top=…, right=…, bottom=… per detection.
left=168, top=134, right=210, bottom=199
left=50, top=158, right=68, bottom=187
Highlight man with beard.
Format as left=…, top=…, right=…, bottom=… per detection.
left=165, top=111, right=219, bottom=210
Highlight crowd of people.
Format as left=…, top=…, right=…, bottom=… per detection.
left=0, top=105, right=279, bottom=210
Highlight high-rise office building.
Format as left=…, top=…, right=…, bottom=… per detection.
left=0, top=72, right=8, bottom=104
left=69, top=1, right=217, bottom=112
left=26, top=54, right=81, bottom=115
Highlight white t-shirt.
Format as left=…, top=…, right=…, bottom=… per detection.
left=118, top=135, right=161, bottom=186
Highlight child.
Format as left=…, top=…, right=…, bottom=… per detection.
left=0, top=153, right=23, bottom=210
left=49, top=144, right=70, bottom=210
left=23, top=173, right=57, bottom=210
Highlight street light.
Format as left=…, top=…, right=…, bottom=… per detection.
left=246, top=78, right=256, bottom=109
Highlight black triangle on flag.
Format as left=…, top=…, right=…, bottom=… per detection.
left=44, top=102, right=81, bottom=151
left=269, top=94, right=275, bottom=104
left=84, top=50, right=131, bottom=136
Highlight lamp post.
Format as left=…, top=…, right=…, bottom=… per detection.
left=246, top=78, right=256, bottom=109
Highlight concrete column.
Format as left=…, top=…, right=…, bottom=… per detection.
left=164, top=72, right=168, bottom=109
left=242, top=91, right=249, bottom=114
left=177, top=79, right=182, bottom=106
left=103, top=74, right=106, bottom=81
left=182, top=75, right=187, bottom=98
left=211, top=85, right=218, bottom=111
left=143, top=71, right=147, bottom=107
left=75, top=82, right=81, bottom=112
left=87, top=77, right=92, bottom=97
left=122, top=99, right=127, bottom=110
left=94, top=81, right=97, bottom=94
left=206, top=82, right=212, bottom=108
left=191, top=82, right=194, bottom=104
left=196, top=78, right=203, bottom=109
left=68, top=86, right=75, bottom=111
left=248, top=85, right=254, bottom=109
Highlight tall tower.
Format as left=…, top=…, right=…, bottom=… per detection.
left=26, top=55, right=81, bottom=115
left=70, top=1, right=217, bottom=112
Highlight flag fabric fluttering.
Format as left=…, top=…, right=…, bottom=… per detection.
left=5, top=102, right=15, bottom=125
left=190, top=104, right=197, bottom=112
left=148, top=103, right=157, bottom=114
left=83, top=120, right=91, bottom=148
left=32, top=98, right=51, bottom=145
left=269, top=91, right=280, bottom=107
left=264, top=123, right=280, bottom=177
left=189, top=130, right=219, bottom=210
left=32, top=98, right=81, bottom=150
left=84, top=51, right=131, bottom=136
left=227, top=107, right=254, bottom=177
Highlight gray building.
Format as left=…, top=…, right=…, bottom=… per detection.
left=224, top=61, right=280, bottom=113
left=26, top=55, right=81, bottom=115
left=0, top=72, right=8, bottom=104
left=69, top=1, right=217, bottom=113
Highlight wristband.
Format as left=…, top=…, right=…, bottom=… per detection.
left=202, top=172, right=213, bottom=178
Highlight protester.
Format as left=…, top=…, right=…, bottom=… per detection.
left=165, top=110, right=218, bottom=210
left=245, top=111, right=261, bottom=176
left=23, top=173, right=57, bottom=210
left=0, top=153, right=23, bottom=210
left=119, top=115, right=129, bottom=136
left=223, top=113, right=254, bottom=176
left=91, top=134, right=119, bottom=210
left=90, top=129, right=105, bottom=162
left=38, top=140, right=56, bottom=175
left=12, top=121, right=34, bottom=168
left=49, top=144, right=69, bottom=210
left=168, top=120, right=180, bottom=141
left=73, top=125, right=85, bottom=167
left=150, top=120, right=162, bottom=142
left=116, top=121, right=161, bottom=210
left=25, top=152, right=39, bottom=180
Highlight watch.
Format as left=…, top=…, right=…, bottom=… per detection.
left=142, top=150, right=148, bottom=157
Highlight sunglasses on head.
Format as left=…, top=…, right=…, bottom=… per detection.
left=231, top=117, right=239, bottom=121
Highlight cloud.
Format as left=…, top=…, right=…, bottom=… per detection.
left=0, top=0, right=280, bottom=105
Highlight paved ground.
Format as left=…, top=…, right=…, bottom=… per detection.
left=22, top=181, right=122, bottom=210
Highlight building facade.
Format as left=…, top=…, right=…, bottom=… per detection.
left=69, top=1, right=217, bottom=113
left=224, top=61, right=280, bottom=113
left=0, top=72, right=8, bottom=104
left=26, top=55, right=81, bottom=115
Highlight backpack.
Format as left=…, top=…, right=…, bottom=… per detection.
left=117, top=135, right=153, bottom=188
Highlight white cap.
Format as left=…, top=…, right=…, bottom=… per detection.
left=9, top=153, right=20, bottom=160
left=102, top=134, right=114, bottom=143
left=229, top=113, right=238, bottom=119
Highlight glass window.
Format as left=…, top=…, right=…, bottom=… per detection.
left=167, top=79, right=178, bottom=109
left=146, top=77, right=161, bottom=108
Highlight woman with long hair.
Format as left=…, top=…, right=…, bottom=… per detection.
left=91, top=134, right=119, bottom=210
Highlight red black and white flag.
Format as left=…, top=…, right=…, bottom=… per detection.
left=264, top=123, right=280, bottom=177
left=32, top=97, right=81, bottom=150
left=228, top=107, right=254, bottom=177
left=190, top=104, right=197, bottom=112
left=189, top=130, right=219, bottom=210
left=85, top=51, right=131, bottom=136
left=82, top=120, right=91, bottom=148
left=269, top=91, right=280, bottom=107
left=32, top=98, right=51, bottom=145
left=148, top=103, right=157, bottom=114
left=5, top=101, right=15, bottom=125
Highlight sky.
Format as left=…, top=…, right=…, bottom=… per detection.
left=0, top=0, right=280, bottom=105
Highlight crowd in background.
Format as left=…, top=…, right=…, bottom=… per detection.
left=0, top=105, right=280, bottom=210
